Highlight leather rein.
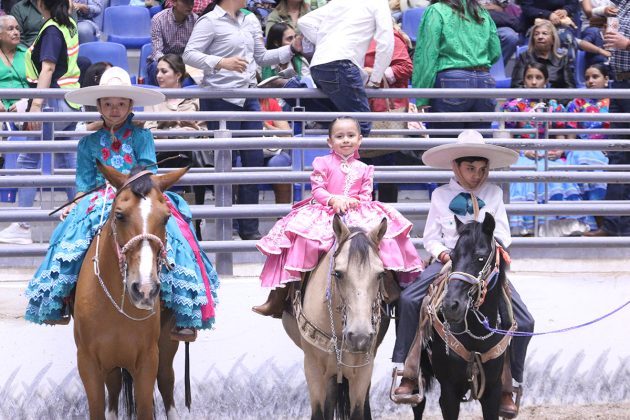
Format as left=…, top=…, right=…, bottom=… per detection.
left=423, top=241, right=517, bottom=401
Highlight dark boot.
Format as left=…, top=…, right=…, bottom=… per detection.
left=252, top=288, right=289, bottom=318
left=272, top=184, right=292, bottom=204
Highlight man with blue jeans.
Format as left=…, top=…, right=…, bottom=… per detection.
left=588, top=1, right=630, bottom=237
left=296, top=0, right=394, bottom=136
left=0, top=98, right=77, bottom=244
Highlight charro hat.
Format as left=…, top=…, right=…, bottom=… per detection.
left=65, top=66, right=165, bottom=107
left=422, top=129, right=518, bottom=169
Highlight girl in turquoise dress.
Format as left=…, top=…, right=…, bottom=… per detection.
left=24, top=67, right=219, bottom=339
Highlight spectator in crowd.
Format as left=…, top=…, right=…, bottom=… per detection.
left=0, top=15, right=28, bottom=112
left=147, top=0, right=196, bottom=86
left=296, top=0, right=394, bottom=136
left=307, top=0, right=326, bottom=10
left=259, top=96, right=293, bottom=204
left=511, top=19, right=576, bottom=88
left=586, top=0, right=630, bottom=237
left=581, top=0, right=617, bottom=66
left=164, top=0, right=210, bottom=14
left=261, top=22, right=310, bottom=82
left=265, top=0, right=308, bottom=36
left=0, top=0, right=79, bottom=244
left=520, top=0, right=581, bottom=54
left=413, top=0, right=500, bottom=132
left=361, top=25, right=413, bottom=203
left=72, top=0, right=102, bottom=43
left=389, top=0, right=430, bottom=23
left=183, top=0, right=302, bottom=241
left=502, top=62, right=586, bottom=237
left=3, top=0, right=20, bottom=16
left=566, top=63, right=610, bottom=230
left=480, top=0, right=521, bottom=63
left=10, top=0, right=43, bottom=47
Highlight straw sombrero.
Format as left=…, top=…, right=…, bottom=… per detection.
left=65, top=66, right=165, bottom=107
left=422, top=129, right=518, bottom=169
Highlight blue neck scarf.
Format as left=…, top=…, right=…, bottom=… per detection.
left=449, top=192, right=485, bottom=216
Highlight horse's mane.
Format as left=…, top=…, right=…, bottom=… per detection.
left=346, top=227, right=374, bottom=266
left=127, top=165, right=154, bottom=198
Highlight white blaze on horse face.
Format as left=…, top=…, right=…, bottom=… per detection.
left=138, top=197, right=154, bottom=284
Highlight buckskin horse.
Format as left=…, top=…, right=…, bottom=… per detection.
left=73, top=162, right=189, bottom=420
left=394, top=214, right=516, bottom=420
left=282, top=214, right=391, bottom=420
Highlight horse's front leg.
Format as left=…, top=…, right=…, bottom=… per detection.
left=438, top=383, right=462, bottom=420
left=131, top=349, right=159, bottom=420
left=303, top=356, right=334, bottom=420
left=157, top=309, right=181, bottom=419
left=347, top=368, right=373, bottom=420
left=104, top=368, right=122, bottom=419
left=77, top=350, right=106, bottom=420
left=479, top=378, right=502, bottom=420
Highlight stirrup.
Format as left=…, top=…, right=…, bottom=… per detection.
left=389, top=367, right=424, bottom=406
left=170, top=327, right=197, bottom=342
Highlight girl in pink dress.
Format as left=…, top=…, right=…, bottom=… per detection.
left=253, top=117, right=424, bottom=317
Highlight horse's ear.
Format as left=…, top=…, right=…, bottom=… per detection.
left=153, top=166, right=190, bottom=192
left=482, top=212, right=495, bottom=236
left=369, top=217, right=387, bottom=245
left=332, top=213, right=350, bottom=242
left=454, top=215, right=464, bottom=232
left=97, top=160, right=127, bottom=189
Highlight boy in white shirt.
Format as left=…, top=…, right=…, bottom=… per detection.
left=393, top=130, right=534, bottom=418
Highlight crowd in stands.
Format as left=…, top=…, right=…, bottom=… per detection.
left=0, top=0, right=627, bottom=243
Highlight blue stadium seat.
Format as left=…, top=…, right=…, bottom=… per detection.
left=103, top=6, right=151, bottom=49
left=110, top=0, right=130, bottom=6
left=575, top=50, right=586, bottom=88
left=516, top=45, right=528, bottom=57
left=490, top=54, right=511, bottom=88
left=401, top=7, right=426, bottom=44
left=78, top=41, right=129, bottom=71
left=139, top=43, right=153, bottom=84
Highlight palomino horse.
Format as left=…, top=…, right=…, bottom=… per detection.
left=402, top=214, right=516, bottom=420
left=73, top=162, right=189, bottom=420
left=282, top=214, right=391, bottom=420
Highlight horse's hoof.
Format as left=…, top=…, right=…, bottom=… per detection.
left=170, top=328, right=197, bottom=342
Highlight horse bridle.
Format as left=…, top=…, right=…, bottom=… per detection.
left=327, top=231, right=384, bottom=374
left=111, top=218, right=169, bottom=276
left=447, top=239, right=499, bottom=310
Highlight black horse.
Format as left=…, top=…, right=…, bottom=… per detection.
left=413, top=213, right=515, bottom=420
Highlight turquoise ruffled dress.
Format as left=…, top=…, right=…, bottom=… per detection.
left=24, top=116, right=219, bottom=328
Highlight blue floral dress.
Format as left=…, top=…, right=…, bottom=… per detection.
left=502, top=98, right=582, bottom=232
left=24, top=115, right=219, bottom=328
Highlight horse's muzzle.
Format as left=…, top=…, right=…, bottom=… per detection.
left=129, top=281, right=161, bottom=310
left=344, top=330, right=375, bottom=353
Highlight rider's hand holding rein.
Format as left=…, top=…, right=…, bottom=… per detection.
left=329, top=196, right=359, bottom=214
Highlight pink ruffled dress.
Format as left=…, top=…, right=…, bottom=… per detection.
left=257, top=152, right=423, bottom=288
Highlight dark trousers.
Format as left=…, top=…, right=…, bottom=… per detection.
left=602, top=81, right=630, bottom=236
left=392, top=261, right=535, bottom=383
left=201, top=97, right=264, bottom=237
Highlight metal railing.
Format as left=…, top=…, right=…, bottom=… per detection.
left=0, top=87, right=629, bottom=274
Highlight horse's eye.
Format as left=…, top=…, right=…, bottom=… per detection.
left=115, top=212, right=125, bottom=221
left=334, top=271, right=343, bottom=279
left=478, top=257, right=484, bottom=262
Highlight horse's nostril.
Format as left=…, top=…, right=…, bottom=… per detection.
left=131, top=282, right=141, bottom=298
left=149, top=283, right=160, bottom=299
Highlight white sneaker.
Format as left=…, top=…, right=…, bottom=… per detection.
left=0, top=223, right=33, bottom=245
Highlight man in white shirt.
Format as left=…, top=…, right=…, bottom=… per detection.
left=393, top=130, right=534, bottom=418
left=296, top=0, right=394, bottom=135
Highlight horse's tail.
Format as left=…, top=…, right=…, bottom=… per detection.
left=185, top=342, right=192, bottom=410
left=335, top=377, right=351, bottom=420
left=121, top=368, right=135, bottom=417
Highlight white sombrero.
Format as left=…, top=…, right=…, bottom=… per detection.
left=422, top=129, right=518, bottom=169
left=65, top=66, right=165, bottom=107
